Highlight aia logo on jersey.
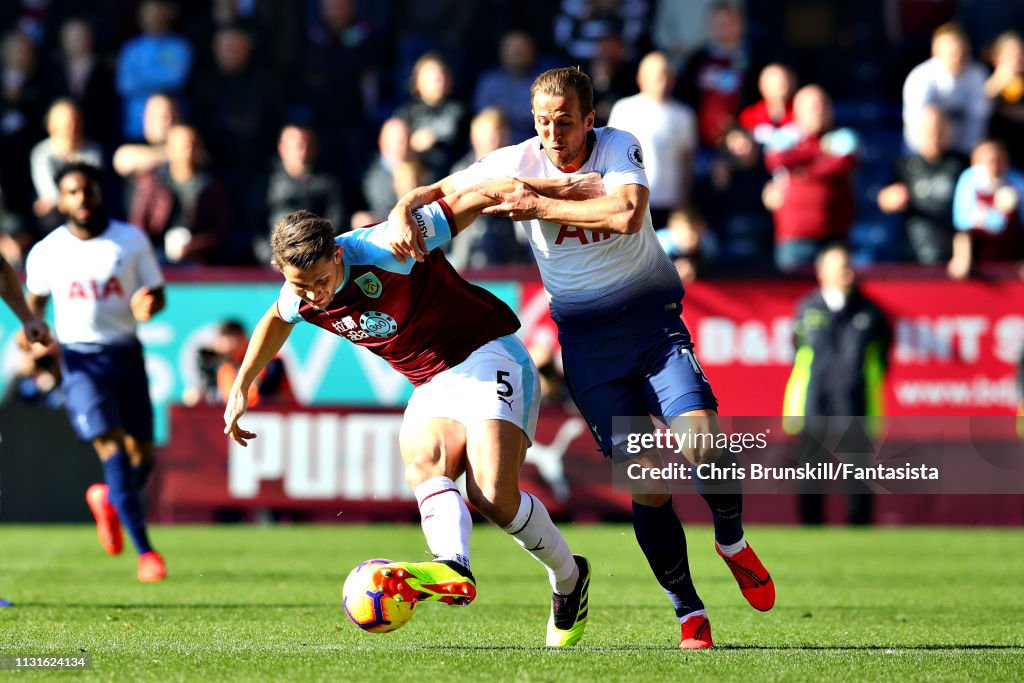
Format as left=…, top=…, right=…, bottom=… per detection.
left=554, top=224, right=614, bottom=246
left=627, top=144, right=644, bottom=169
left=68, top=276, right=124, bottom=300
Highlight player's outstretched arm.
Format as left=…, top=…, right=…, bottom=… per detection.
left=0, top=256, right=50, bottom=347
left=478, top=181, right=649, bottom=235
left=224, top=304, right=294, bottom=446
left=443, top=174, right=606, bottom=235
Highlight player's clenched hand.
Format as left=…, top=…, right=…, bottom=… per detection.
left=223, top=386, right=257, bottom=446
left=130, top=287, right=157, bottom=321
left=386, top=203, right=429, bottom=264
left=479, top=178, right=543, bottom=221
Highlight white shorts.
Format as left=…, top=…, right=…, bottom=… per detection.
left=405, top=335, right=541, bottom=443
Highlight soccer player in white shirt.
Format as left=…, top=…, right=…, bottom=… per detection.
left=25, top=162, right=167, bottom=582
left=386, top=67, right=775, bottom=649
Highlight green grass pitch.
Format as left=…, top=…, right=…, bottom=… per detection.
left=2, top=524, right=1022, bottom=681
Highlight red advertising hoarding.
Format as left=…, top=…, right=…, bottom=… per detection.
left=519, top=278, right=1024, bottom=416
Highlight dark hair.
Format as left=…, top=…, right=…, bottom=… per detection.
left=218, top=319, right=246, bottom=336
left=271, top=210, right=336, bottom=270
left=54, top=160, right=102, bottom=189
left=531, top=67, right=594, bottom=115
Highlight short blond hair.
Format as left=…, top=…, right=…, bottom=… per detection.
left=530, top=67, right=594, bottom=114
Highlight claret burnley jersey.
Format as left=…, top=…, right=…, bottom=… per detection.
left=276, top=201, right=520, bottom=386
left=451, top=127, right=684, bottom=336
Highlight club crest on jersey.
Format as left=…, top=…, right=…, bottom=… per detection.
left=360, top=311, right=398, bottom=338
left=627, top=144, right=644, bottom=169
left=355, top=272, right=382, bottom=298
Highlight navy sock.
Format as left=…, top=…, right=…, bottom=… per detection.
left=103, top=450, right=152, bottom=555
left=132, top=461, right=153, bottom=490
left=692, top=453, right=744, bottom=546
left=632, top=500, right=703, bottom=620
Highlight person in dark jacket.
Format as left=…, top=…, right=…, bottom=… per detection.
left=783, top=243, right=892, bottom=525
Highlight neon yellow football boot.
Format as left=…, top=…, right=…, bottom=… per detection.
left=373, top=560, right=477, bottom=606
left=547, top=555, right=591, bottom=647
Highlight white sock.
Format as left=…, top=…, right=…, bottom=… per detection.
left=679, top=608, right=708, bottom=625
left=502, top=492, right=578, bottom=594
left=717, top=536, right=748, bottom=557
left=414, top=476, right=472, bottom=571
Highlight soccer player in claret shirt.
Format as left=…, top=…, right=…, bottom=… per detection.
left=224, top=174, right=603, bottom=646
left=24, top=162, right=167, bottom=582
left=387, top=67, right=776, bottom=649
left=0, top=253, right=52, bottom=606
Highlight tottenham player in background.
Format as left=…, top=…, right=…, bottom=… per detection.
left=387, top=67, right=775, bottom=649
left=224, top=174, right=603, bottom=647
left=24, top=162, right=167, bottom=583
left=1, top=253, right=52, bottom=606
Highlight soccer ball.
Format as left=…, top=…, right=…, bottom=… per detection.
left=342, top=558, right=416, bottom=633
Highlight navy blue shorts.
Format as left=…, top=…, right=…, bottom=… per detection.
left=561, top=317, right=718, bottom=457
left=60, top=341, right=154, bottom=443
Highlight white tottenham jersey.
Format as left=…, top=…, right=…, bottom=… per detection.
left=26, top=220, right=164, bottom=345
left=451, top=127, right=683, bottom=331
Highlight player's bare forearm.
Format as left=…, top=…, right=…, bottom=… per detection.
left=236, top=305, right=293, bottom=392
left=481, top=183, right=648, bottom=234
left=394, top=178, right=457, bottom=213
left=0, top=256, right=34, bottom=324
left=27, top=292, right=48, bottom=319
left=445, top=175, right=605, bottom=234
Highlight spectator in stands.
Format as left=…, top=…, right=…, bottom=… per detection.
left=763, top=85, right=859, bottom=271
left=257, top=124, right=345, bottom=266
left=655, top=209, right=717, bottom=284
left=299, top=0, right=376, bottom=184
left=394, top=52, right=469, bottom=181
left=113, top=92, right=179, bottom=181
left=116, top=0, right=192, bottom=141
left=738, top=63, right=797, bottom=145
left=0, top=31, right=46, bottom=230
left=473, top=31, right=543, bottom=145
left=29, top=99, right=103, bottom=233
left=784, top=243, right=891, bottom=525
left=608, top=51, right=696, bottom=228
left=651, top=0, right=719, bottom=70
left=190, top=319, right=292, bottom=407
left=392, top=0, right=479, bottom=96
left=877, top=106, right=967, bottom=264
left=677, top=1, right=761, bottom=149
left=48, top=18, right=119, bottom=149
left=985, top=31, right=1024, bottom=169
left=553, top=0, right=651, bottom=65
left=190, top=23, right=277, bottom=185
left=948, top=138, right=1024, bottom=279
left=902, top=23, right=990, bottom=157
left=697, top=127, right=774, bottom=266
left=353, top=117, right=416, bottom=228
left=447, top=108, right=530, bottom=269
left=128, top=123, right=233, bottom=265
left=588, top=32, right=639, bottom=127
